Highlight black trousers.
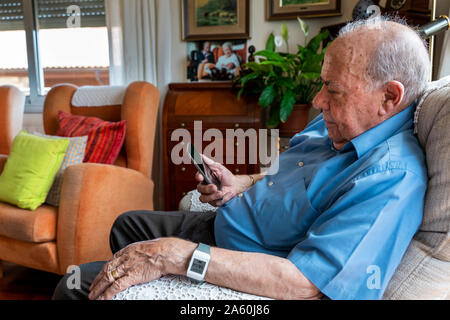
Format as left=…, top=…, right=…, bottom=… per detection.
left=52, top=210, right=217, bottom=300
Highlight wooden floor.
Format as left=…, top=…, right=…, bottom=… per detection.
left=0, top=261, right=62, bottom=300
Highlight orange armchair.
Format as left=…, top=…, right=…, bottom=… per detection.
left=0, top=85, right=25, bottom=155
left=0, top=81, right=160, bottom=276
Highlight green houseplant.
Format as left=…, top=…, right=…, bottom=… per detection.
left=235, top=18, right=330, bottom=131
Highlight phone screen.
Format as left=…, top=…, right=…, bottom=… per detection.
left=187, top=143, right=221, bottom=189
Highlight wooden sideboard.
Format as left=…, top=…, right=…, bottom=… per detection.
left=162, top=82, right=262, bottom=211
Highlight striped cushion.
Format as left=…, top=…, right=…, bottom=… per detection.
left=56, top=111, right=126, bottom=164
left=38, top=135, right=88, bottom=206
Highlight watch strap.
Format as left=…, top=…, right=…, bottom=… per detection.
left=197, top=243, right=210, bottom=254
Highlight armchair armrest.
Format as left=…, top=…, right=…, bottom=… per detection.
left=0, top=154, right=7, bottom=174
left=56, top=163, right=154, bottom=273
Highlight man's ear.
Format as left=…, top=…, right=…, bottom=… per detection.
left=379, top=81, right=405, bottom=117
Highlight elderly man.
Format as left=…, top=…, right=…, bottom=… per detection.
left=53, top=17, right=430, bottom=300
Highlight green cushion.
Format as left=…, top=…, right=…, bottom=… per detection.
left=0, top=130, right=69, bottom=210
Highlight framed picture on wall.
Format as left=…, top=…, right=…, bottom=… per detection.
left=182, top=0, right=250, bottom=41
left=266, top=0, right=342, bottom=20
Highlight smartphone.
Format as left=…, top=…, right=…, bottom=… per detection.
left=186, top=142, right=222, bottom=190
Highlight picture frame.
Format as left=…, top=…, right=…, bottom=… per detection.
left=182, top=0, right=250, bottom=41
left=266, top=0, right=341, bottom=21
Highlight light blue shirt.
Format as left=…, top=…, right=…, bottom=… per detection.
left=214, top=103, right=427, bottom=300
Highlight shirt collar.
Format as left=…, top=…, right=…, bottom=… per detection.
left=346, top=101, right=417, bottom=159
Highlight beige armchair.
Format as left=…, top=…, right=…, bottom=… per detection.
left=383, top=77, right=450, bottom=299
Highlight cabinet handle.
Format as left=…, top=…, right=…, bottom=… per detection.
left=180, top=123, right=186, bottom=128
left=181, top=167, right=186, bottom=172
left=235, top=142, right=239, bottom=147
left=234, top=123, right=240, bottom=128
left=234, top=168, right=240, bottom=174
left=182, top=192, right=187, bottom=197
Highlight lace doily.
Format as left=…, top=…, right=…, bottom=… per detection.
left=113, top=192, right=268, bottom=300
left=112, top=274, right=272, bottom=300
left=179, top=190, right=218, bottom=213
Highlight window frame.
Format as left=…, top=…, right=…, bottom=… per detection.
left=18, top=0, right=108, bottom=113
left=23, top=0, right=45, bottom=113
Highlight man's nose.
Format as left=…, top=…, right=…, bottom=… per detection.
left=312, top=88, right=328, bottom=111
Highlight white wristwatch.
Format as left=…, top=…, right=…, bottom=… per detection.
left=186, top=243, right=211, bottom=282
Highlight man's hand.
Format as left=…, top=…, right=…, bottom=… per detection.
left=226, top=62, right=236, bottom=70
left=88, top=238, right=196, bottom=300
left=196, top=155, right=252, bottom=207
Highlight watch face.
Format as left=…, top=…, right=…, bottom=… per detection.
left=390, top=0, right=407, bottom=10
left=191, top=258, right=206, bottom=274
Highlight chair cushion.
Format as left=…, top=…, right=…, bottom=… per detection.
left=0, top=202, right=57, bottom=243
left=0, top=130, right=69, bottom=211
left=34, top=134, right=88, bottom=207
left=56, top=111, right=126, bottom=164
left=384, top=78, right=450, bottom=299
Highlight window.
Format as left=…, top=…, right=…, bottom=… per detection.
left=0, top=0, right=110, bottom=111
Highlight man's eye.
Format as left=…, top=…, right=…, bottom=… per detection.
left=328, top=89, right=339, bottom=95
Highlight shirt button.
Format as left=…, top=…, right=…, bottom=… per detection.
left=238, top=193, right=244, bottom=198
left=268, top=181, right=274, bottom=187
left=298, top=161, right=304, bottom=168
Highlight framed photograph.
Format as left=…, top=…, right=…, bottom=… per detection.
left=187, top=40, right=248, bottom=81
left=266, top=0, right=341, bottom=20
left=182, top=0, right=250, bottom=41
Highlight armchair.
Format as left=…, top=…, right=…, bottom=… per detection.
left=0, top=85, right=25, bottom=155
left=173, top=77, right=450, bottom=300
left=0, top=81, right=160, bottom=276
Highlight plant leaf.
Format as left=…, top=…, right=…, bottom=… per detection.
left=254, top=50, right=285, bottom=62
left=266, top=33, right=276, bottom=52
left=258, top=85, right=276, bottom=108
left=244, top=62, right=271, bottom=73
left=260, top=60, right=290, bottom=72
left=239, top=72, right=260, bottom=86
left=281, top=23, right=289, bottom=43
left=297, top=17, right=309, bottom=38
left=302, top=72, right=321, bottom=80
left=280, top=90, right=296, bottom=122
left=267, top=105, right=280, bottom=128
left=306, top=29, right=330, bottom=53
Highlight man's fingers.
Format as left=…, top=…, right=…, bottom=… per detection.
left=209, top=192, right=233, bottom=207
left=197, top=182, right=218, bottom=195
left=89, top=271, right=116, bottom=300
left=98, top=276, right=132, bottom=300
left=201, top=154, right=221, bottom=169
left=195, top=172, right=204, bottom=183
left=199, top=191, right=224, bottom=204
left=89, top=255, right=128, bottom=293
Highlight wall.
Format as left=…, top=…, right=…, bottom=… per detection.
left=432, top=0, right=450, bottom=79
left=170, top=0, right=359, bottom=82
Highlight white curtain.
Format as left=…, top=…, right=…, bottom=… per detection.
left=438, top=10, right=450, bottom=79
left=105, top=0, right=173, bottom=209
left=105, top=0, right=172, bottom=87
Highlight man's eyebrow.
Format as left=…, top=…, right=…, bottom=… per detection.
left=320, top=77, right=344, bottom=90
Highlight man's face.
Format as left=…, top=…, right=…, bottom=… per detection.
left=224, top=46, right=232, bottom=57
left=203, top=42, right=211, bottom=52
left=312, top=37, right=385, bottom=150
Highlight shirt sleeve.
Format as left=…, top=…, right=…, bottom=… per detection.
left=287, top=167, right=426, bottom=300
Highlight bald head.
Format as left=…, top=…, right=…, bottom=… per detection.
left=333, top=17, right=431, bottom=107
left=312, top=16, right=431, bottom=150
